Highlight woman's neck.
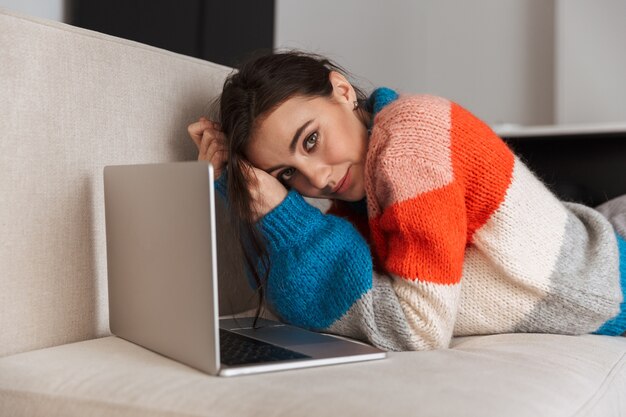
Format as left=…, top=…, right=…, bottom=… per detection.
left=356, top=108, right=373, bottom=132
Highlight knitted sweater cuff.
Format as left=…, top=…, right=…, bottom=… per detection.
left=259, top=190, right=323, bottom=253
left=214, top=170, right=228, bottom=200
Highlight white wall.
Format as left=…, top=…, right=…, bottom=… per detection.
left=0, top=0, right=66, bottom=22
left=276, top=0, right=555, bottom=126
left=8, top=0, right=623, bottom=126
left=556, top=0, right=626, bottom=124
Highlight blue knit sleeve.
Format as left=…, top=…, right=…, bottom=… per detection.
left=368, top=87, right=399, bottom=116
left=214, top=170, right=228, bottom=200
left=258, top=190, right=374, bottom=331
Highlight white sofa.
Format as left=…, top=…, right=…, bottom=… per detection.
left=2, top=8, right=626, bottom=417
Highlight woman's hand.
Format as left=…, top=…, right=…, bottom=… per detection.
left=187, top=117, right=227, bottom=178
left=187, top=117, right=287, bottom=221
left=247, top=166, right=288, bottom=222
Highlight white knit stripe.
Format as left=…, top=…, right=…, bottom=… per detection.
left=454, top=245, right=540, bottom=336
left=391, top=277, right=460, bottom=350
left=512, top=203, right=622, bottom=334
left=325, top=274, right=424, bottom=351
left=471, top=156, right=569, bottom=289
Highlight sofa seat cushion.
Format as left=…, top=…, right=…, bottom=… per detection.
left=1, top=334, right=626, bottom=417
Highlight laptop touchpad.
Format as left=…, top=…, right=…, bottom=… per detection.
left=233, top=326, right=341, bottom=347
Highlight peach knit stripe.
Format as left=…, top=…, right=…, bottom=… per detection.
left=365, top=95, right=454, bottom=218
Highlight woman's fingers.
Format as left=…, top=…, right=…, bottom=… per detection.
left=200, top=129, right=212, bottom=156
left=200, top=129, right=225, bottom=154
left=188, top=118, right=221, bottom=149
left=187, top=117, right=228, bottom=177
left=198, top=129, right=228, bottom=178
left=247, top=166, right=288, bottom=221
left=188, top=120, right=209, bottom=149
left=205, top=137, right=225, bottom=161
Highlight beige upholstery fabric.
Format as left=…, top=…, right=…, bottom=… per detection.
left=0, top=8, right=232, bottom=356
left=1, top=333, right=626, bottom=417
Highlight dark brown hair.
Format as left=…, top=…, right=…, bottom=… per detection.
left=213, top=50, right=369, bottom=325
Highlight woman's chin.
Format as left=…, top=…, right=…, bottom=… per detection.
left=339, top=186, right=366, bottom=202
left=298, top=184, right=365, bottom=202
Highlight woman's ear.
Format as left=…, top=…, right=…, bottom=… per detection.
left=329, top=71, right=355, bottom=106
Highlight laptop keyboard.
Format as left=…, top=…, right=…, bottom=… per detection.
left=219, top=328, right=311, bottom=366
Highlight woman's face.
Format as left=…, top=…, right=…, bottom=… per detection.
left=245, top=72, right=369, bottom=202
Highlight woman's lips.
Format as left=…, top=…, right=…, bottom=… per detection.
left=332, top=167, right=352, bottom=195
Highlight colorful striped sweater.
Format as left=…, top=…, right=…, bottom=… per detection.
left=254, top=88, right=626, bottom=351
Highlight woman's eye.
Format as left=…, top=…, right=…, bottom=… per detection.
left=279, top=167, right=296, bottom=181
left=304, top=132, right=318, bottom=152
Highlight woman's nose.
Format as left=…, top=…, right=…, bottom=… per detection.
left=301, top=164, right=331, bottom=190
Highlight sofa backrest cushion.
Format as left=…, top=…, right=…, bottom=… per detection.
left=0, top=9, right=237, bottom=356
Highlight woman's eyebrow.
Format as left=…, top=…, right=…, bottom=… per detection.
left=289, top=119, right=314, bottom=153
left=265, top=119, right=314, bottom=174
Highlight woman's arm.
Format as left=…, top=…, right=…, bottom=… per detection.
left=259, top=190, right=448, bottom=351
left=362, top=95, right=476, bottom=349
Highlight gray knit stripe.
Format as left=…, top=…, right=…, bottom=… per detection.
left=596, top=194, right=626, bottom=239
left=513, top=202, right=621, bottom=334
left=325, top=273, right=419, bottom=352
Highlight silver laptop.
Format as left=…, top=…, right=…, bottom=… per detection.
left=103, top=161, right=385, bottom=377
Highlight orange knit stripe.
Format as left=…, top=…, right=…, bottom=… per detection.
left=370, top=182, right=467, bottom=284
left=449, top=103, right=515, bottom=242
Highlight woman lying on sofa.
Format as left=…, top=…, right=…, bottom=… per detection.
left=187, top=50, right=626, bottom=351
